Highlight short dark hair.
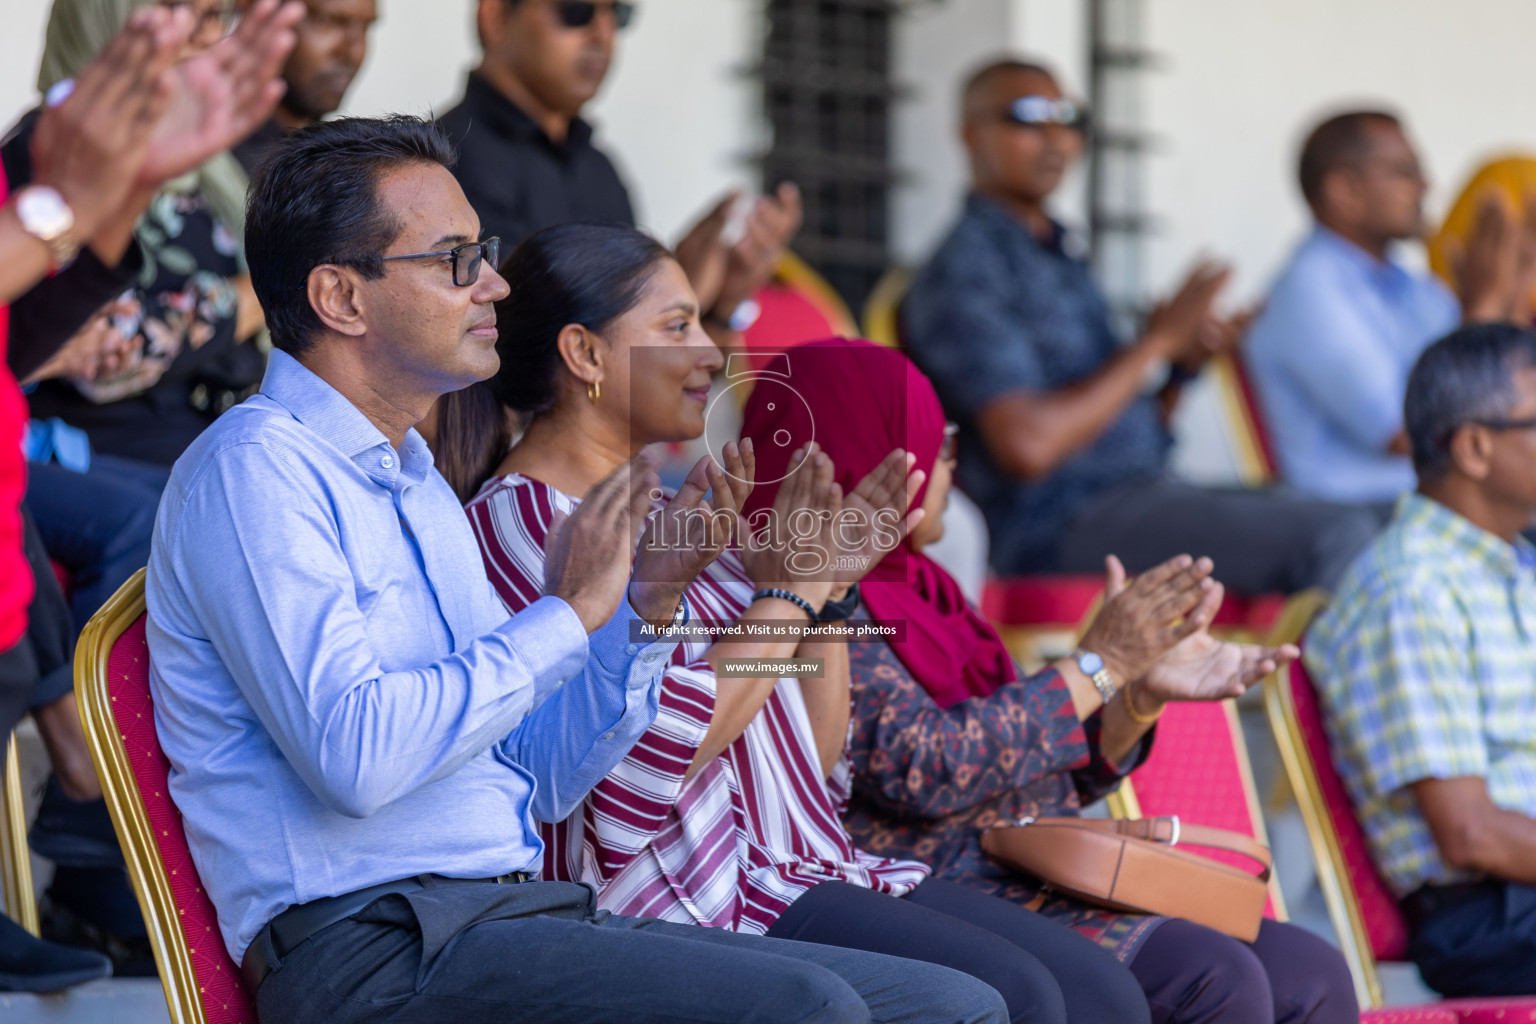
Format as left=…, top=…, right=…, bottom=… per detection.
left=1405, top=322, right=1536, bottom=480
left=1297, top=110, right=1400, bottom=210
left=245, top=115, right=456, bottom=355
left=961, top=58, right=1056, bottom=123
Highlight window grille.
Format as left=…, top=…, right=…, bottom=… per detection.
left=759, top=0, right=898, bottom=311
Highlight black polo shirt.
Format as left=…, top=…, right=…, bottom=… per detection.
left=437, top=73, right=636, bottom=248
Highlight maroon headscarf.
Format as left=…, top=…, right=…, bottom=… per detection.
left=739, top=338, right=1015, bottom=708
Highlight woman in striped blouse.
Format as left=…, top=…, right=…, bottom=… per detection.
left=432, top=223, right=1191, bottom=1024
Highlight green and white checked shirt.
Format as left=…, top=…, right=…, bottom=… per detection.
left=1307, top=493, right=1536, bottom=897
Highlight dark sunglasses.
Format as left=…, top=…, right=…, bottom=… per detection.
left=1003, top=95, right=1089, bottom=132
left=939, top=422, right=960, bottom=463
left=552, top=0, right=637, bottom=30
left=379, top=238, right=502, bottom=287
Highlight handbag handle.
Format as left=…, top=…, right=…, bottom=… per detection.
left=1012, top=816, right=1272, bottom=874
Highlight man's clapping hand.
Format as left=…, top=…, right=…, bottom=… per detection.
left=543, top=454, right=659, bottom=634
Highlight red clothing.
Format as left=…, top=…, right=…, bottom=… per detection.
left=0, top=164, right=33, bottom=650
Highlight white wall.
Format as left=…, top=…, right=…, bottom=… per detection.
left=1147, top=0, right=1536, bottom=308
left=8, top=0, right=1536, bottom=479
left=1, top=0, right=758, bottom=247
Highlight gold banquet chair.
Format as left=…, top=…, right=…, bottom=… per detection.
left=75, top=568, right=257, bottom=1024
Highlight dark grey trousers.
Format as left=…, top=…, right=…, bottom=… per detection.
left=255, top=878, right=1010, bottom=1024
left=1055, top=478, right=1384, bottom=595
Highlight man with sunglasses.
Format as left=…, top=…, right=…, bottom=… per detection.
left=440, top=0, right=801, bottom=339
left=231, top=0, right=379, bottom=172
left=901, top=58, right=1379, bottom=597
left=1246, top=111, right=1532, bottom=511
left=147, top=114, right=1010, bottom=1024
left=1308, top=322, right=1536, bottom=999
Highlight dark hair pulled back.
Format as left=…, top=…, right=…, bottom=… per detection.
left=433, top=223, right=673, bottom=501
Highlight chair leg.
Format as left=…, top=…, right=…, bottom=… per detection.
left=1, top=730, right=39, bottom=935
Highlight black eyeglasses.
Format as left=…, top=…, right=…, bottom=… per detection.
left=1002, top=95, right=1090, bottom=133
left=939, top=422, right=960, bottom=463
left=551, top=0, right=637, bottom=30
left=378, top=238, right=502, bottom=287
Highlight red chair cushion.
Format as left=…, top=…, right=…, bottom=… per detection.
left=982, top=575, right=1103, bottom=626
left=1288, top=659, right=1410, bottom=961
left=1441, top=997, right=1536, bottom=1023
left=981, top=576, right=1284, bottom=633
left=108, top=616, right=257, bottom=1024
left=1362, top=1008, right=1461, bottom=1024
left=1127, top=701, right=1278, bottom=918
left=738, top=286, right=841, bottom=372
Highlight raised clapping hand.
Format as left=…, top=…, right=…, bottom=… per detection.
left=29, top=6, right=187, bottom=244
left=25, top=0, right=301, bottom=276
left=741, top=442, right=841, bottom=613
left=1076, top=554, right=1221, bottom=685
left=828, top=448, right=927, bottom=593
left=1132, top=582, right=1300, bottom=706
left=671, top=184, right=804, bottom=318
left=543, top=453, right=659, bottom=634
left=139, top=0, right=305, bottom=186
left=630, top=441, right=756, bottom=631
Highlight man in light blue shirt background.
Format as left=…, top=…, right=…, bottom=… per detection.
left=148, top=115, right=1007, bottom=1024
left=1247, top=110, right=1513, bottom=507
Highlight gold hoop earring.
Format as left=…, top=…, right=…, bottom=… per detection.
left=587, top=380, right=602, bottom=403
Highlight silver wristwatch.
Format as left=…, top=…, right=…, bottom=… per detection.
left=1073, top=648, right=1117, bottom=706
left=15, top=185, right=81, bottom=271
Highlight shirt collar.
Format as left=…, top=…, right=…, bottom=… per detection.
left=965, top=192, right=1071, bottom=255
left=1397, top=491, right=1536, bottom=581
left=461, top=72, right=595, bottom=151
left=260, top=349, right=433, bottom=488
left=1309, top=224, right=1414, bottom=292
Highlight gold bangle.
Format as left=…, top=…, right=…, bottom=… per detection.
left=1121, top=684, right=1164, bottom=725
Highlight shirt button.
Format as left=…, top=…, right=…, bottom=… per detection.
left=624, top=644, right=639, bottom=656
left=381, top=455, right=394, bottom=468
left=603, top=731, right=617, bottom=741
left=643, top=653, right=658, bottom=664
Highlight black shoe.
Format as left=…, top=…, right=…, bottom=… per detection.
left=40, top=866, right=154, bottom=978
left=0, top=914, right=113, bottom=992
left=29, top=775, right=124, bottom=869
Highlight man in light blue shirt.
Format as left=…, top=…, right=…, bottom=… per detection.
left=1247, top=111, right=1505, bottom=506
left=148, top=115, right=1007, bottom=1024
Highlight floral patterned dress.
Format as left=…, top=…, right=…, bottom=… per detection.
left=26, top=186, right=257, bottom=465
left=843, top=628, right=1169, bottom=961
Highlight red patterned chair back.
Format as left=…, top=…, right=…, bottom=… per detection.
left=1285, top=659, right=1409, bottom=959
left=1116, top=699, right=1283, bottom=920
left=75, top=569, right=256, bottom=1024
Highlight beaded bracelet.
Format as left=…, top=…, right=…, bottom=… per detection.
left=751, top=587, right=818, bottom=624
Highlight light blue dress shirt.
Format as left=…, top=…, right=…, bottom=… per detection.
left=146, top=349, right=679, bottom=963
left=1246, top=226, right=1459, bottom=503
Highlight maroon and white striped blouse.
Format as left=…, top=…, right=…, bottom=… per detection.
left=465, top=472, right=930, bottom=933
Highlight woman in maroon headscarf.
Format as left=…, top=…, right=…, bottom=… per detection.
left=739, top=338, right=1357, bottom=1024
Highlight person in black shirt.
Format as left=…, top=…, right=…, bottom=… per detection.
left=440, top=0, right=801, bottom=336
left=231, top=0, right=378, bottom=174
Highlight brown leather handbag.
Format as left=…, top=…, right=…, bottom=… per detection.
left=980, top=816, right=1271, bottom=941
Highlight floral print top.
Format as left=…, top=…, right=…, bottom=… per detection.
left=843, top=630, right=1167, bottom=961
left=27, top=186, right=259, bottom=465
